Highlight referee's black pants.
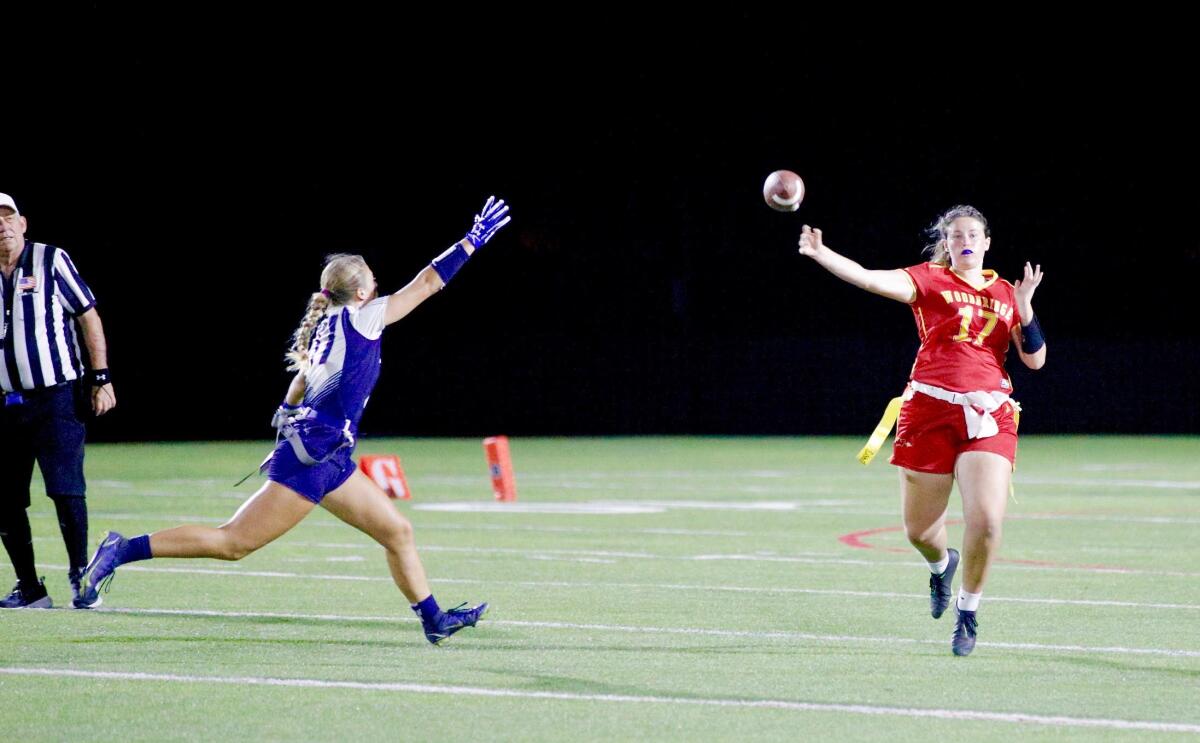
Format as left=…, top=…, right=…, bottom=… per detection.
left=1, top=382, right=89, bottom=587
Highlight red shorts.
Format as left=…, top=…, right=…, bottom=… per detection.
left=890, top=390, right=1018, bottom=474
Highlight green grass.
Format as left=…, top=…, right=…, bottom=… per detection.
left=1, top=436, right=1197, bottom=741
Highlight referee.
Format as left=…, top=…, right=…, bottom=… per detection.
left=0, top=192, right=116, bottom=609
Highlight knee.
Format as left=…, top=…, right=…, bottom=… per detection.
left=391, top=518, right=414, bottom=547
left=903, top=514, right=941, bottom=547
left=970, top=516, right=1004, bottom=544
left=904, top=523, right=936, bottom=548
left=379, top=518, right=414, bottom=552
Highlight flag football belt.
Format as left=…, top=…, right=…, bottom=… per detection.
left=856, top=382, right=1020, bottom=466
left=284, top=408, right=355, bottom=465
left=257, top=408, right=356, bottom=474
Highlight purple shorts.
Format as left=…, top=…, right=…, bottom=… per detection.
left=266, top=439, right=356, bottom=504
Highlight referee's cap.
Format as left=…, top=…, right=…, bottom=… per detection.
left=0, top=193, right=18, bottom=215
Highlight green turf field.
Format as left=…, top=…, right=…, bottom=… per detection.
left=1, top=436, right=1197, bottom=741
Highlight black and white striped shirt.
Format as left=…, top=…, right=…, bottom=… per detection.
left=1, top=240, right=96, bottom=392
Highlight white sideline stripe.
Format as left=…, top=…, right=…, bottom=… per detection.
left=84, top=607, right=1200, bottom=659
left=686, top=554, right=1200, bottom=578
left=417, top=523, right=744, bottom=535
left=33, top=507, right=1200, bottom=527
left=29, top=562, right=1200, bottom=612
left=83, top=470, right=1200, bottom=492
left=419, top=469, right=869, bottom=480
left=420, top=479, right=851, bottom=496
left=1, top=667, right=1196, bottom=732
left=529, top=555, right=617, bottom=564
left=607, top=499, right=852, bottom=510
left=423, top=546, right=660, bottom=559
left=1013, top=513, right=1200, bottom=526
left=1015, top=477, right=1200, bottom=491
left=415, top=503, right=666, bottom=515
left=29, top=512, right=757, bottom=536
left=419, top=468, right=1198, bottom=489
left=301, top=543, right=840, bottom=560
left=98, top=491, right=245, bottom=500
left=415, top=475, right=1200, bottom=493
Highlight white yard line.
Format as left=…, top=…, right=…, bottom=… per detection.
left=1, top=667, right=1196, bottom=733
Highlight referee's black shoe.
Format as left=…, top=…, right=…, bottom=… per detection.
left=0, top=578, right=53, bottom=609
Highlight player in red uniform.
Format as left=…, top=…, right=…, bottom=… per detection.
left=799, top=205, right=1046, bottom=656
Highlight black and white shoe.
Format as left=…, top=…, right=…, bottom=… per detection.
left=0, top=578, right=53, bottom=609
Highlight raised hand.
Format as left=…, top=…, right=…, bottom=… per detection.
left=1013, top=261, right=1043, bottom=314
left=465, top=196, right=512, bottom=249
left=798, top=225, right=827, bottom=258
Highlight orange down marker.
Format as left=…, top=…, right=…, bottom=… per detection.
left=483, top=436, right=518, bottom=501
left=359, top=455, right=411, bottom=500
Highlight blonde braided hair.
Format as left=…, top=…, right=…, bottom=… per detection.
left=285, top=253, right=371, bottom=372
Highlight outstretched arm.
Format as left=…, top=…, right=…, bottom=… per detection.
left=385, top=196, right=511, bottom=326
left=798, top=225, right=915, bottom=304
left=383, top=258, right=459, bottom=326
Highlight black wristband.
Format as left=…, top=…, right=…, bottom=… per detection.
left=1020, top=315, right=1045, bottom=354
left=87, top=368, right=111, bottom=386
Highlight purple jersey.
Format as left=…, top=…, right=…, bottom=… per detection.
left=267, top=298, right=387, bottom=503
left=301, top=298, right=387, bottom=436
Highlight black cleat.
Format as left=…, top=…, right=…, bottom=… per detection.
left=952, top=608, right=978, bottom=656
left=929, top=548, right=960, bottom=619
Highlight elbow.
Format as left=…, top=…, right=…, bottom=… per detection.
left=859, top=275, right=884, bottom=294
left=1023, top=348, right=1047, bottom=370
left=421, top=267, right=444, bottom=295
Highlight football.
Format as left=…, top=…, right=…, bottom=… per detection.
left=763, top=170, right=805, bottom=212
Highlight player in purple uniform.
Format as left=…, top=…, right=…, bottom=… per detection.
left=77, top=197, right=511, bottom=645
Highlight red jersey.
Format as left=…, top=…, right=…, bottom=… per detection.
left=902, top=262, right=1022, bottom=394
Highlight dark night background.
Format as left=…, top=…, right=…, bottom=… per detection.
left=6, top=11, right=1197, bottom=441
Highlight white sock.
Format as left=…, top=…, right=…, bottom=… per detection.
left=957, top=589, right=982, bottom=612
left=927, top=553, right=950, bottom=575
